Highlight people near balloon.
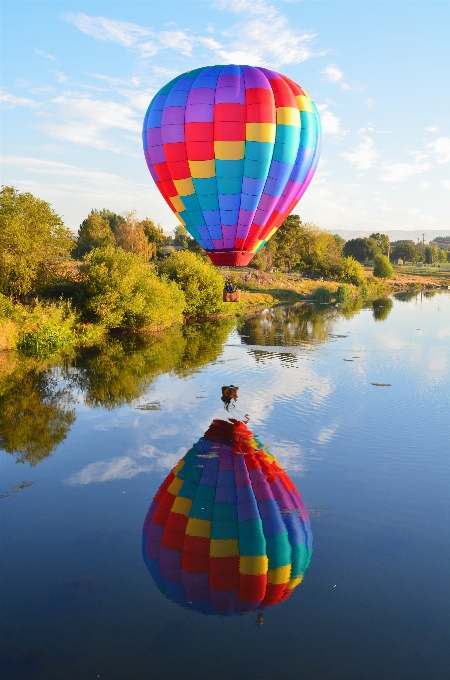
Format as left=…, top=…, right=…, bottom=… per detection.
left=142, top=406, right=312, bottom=617
left=143, top=65, right=321, bottom=267
left=221, top=384, right=239, bottom=410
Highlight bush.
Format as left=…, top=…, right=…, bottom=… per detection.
left=160, top=250, right=225, bottom=316
left=336, top=284, right=351, bottom=302
left=315, top=287, right=332, bottom=303
left=373, top=254, right=394, bottom=279
left=333, top=257, right=366, bottom=286
left=80, top=246, right=185, bottom=330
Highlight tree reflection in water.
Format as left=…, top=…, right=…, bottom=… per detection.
left=372, top=298, right=394, bottom=321
left=238, top=300, right=366, bottom=348
left=0, top=367, right=75, bottom=466
left=0, top=318, right=235, bottom=466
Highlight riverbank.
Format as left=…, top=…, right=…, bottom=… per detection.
left=223, top=265, right=449, bottom=313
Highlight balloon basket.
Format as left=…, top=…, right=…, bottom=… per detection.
left=207, top=250, right=255, bottom=267
left=223, top=289, right=240, bottom=303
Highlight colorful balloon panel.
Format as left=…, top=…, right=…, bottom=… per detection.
left=142, top=418, right=312, bottom=616
left=143, top=65, right=321, bottom=267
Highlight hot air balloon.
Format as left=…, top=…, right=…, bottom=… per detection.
left=142, top=417, right=312, bottom=616
left=143, top=65, right=321, bottom=267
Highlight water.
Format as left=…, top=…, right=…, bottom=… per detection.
left=1, top=292, right=449, bottom=679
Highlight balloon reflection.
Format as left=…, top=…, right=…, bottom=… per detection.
left=142, top=417, right=312, bottom=616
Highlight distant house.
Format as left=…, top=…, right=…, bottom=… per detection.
left=396, top=258, right=404, bottom=265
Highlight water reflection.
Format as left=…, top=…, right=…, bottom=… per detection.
left=372, top=298, right=393, bottom=321
left=238, top=300, right=365, bottom=347
left=142, top=416, right=312, bottom=617
left=0, top=366, right=75, bottom=467
left=0, top=319, right=235, bottom=466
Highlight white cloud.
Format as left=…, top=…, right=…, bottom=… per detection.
left=159, top=30, right=194, bottom=56
left=316, top=104, right=347, bottom=135
left=52, top=69, right=67, bottom=83
left=428, top=137, right=450, bottom=164
left=323, top=64, right=350, bottom=90
left=216, top=0, right=321, bottom=66
left=342, top=135, right=378, bottom=170
left=63, top=13, right=152, bottom=47
left=36, top=49, right=55, bottom=60
left=420, top=181, right=431, bottom=189
left=1, top=92, right=40, bottom=108
left=425, top=126, right=438, bottom=132
left=443, top=180, right=450, bottom=190
left=39, top=92, right=141, bottom=151
left=380, top=160, right=431, bottom=183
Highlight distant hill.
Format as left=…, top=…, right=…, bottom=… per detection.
left=333, top=229, right=450, bottom=243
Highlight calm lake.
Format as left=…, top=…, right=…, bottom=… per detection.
left=1, top=291, right=449, bottom=680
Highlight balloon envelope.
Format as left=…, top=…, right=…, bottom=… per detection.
left=142, top=418, right=312, bottom=616
left=143, top=65, right=321, bottom=266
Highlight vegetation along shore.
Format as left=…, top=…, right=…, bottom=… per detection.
left=1, top=186, right=449, bottom=358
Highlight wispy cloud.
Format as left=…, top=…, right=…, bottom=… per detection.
left=35, top=49, right=55, bottom=60
left=1, top=92, right=40, bottom=108
left=215, top=0, right=322, bottom=66
left=63, top=13, right=152, bottom=47
left=425, top=125, right=438, bottom=132
left=342, top=135, right=378, bottom=170
left=323, top=64, right=350, bottom=90
left=443, top=180, right=450, bottom=191
left=316, top=104, right=348, bottom=135
left=52, top=69, right=68, bottom=83
left=63, top=3, right=323, bottom=68
left=428, top=137, right=450, bottom=164
left=38, top=92, right=141, bottom=151
left=380, top=160, right=431, bottom=183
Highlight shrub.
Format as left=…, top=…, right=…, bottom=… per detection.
left=160, top=250, right=225, bottom=316
left=373, top=254, right=394, bottom=279
left=315, top=287, right=332, bottom=303
left=333, top=257, right=366, bottom=286
left=336, top=284, right=351, bottom=302
left=80, top=246, right=185, bottom=330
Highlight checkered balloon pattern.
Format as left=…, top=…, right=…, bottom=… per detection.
left=142, top=418, right=312, bottom=616
left=143, top=65, right=321, bottom=267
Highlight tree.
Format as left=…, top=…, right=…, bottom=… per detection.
left=424, top=245, right=439, bottom=264
left=0, top=186, right=75, bottom=298
left=73, top=210, right=115, bottom=259
left=373, top=253, right=394, bottom=279
left=390, top=240, right=422, bottom=263
left=160, top=250, right=225, bottom=316
left=140, top=218, right=170, bottom=253
left=79, top=246, right=185, bottom=329
left=114, top=212, right=154, bottom=260
left=343, top=237, right=379, bottom=262
left=98, top=209, right=126, bottom=234
left=173, top=224, right=192, bottom=249
left=370, top=233, right=390, bottom=255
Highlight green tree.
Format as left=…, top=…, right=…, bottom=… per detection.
left=390, top=240, right=422, bottom=263
left=140, top=218, right=170, bottom=253
left=373, top=253, right=394, bottom=279
left=370, top=233, right=390, bottom=255
left=332, top=257, right=366, bottom=285
left=0, top=186, right=75, bottom=298
left=73, top=210, right=115, bottom=259
left=424, top=245, right=439, bottom=264
left=173, top=224, right=192, bottom=249
left=80, top=246, right=185, bottom=329
left=160, top=250, right=225, bottom=315
left=97, top=209, right=126, bottom=234
left=343, top=237, right=379, bottom=262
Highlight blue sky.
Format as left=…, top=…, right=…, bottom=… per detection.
left=1, top=1, right=449, bottom=235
